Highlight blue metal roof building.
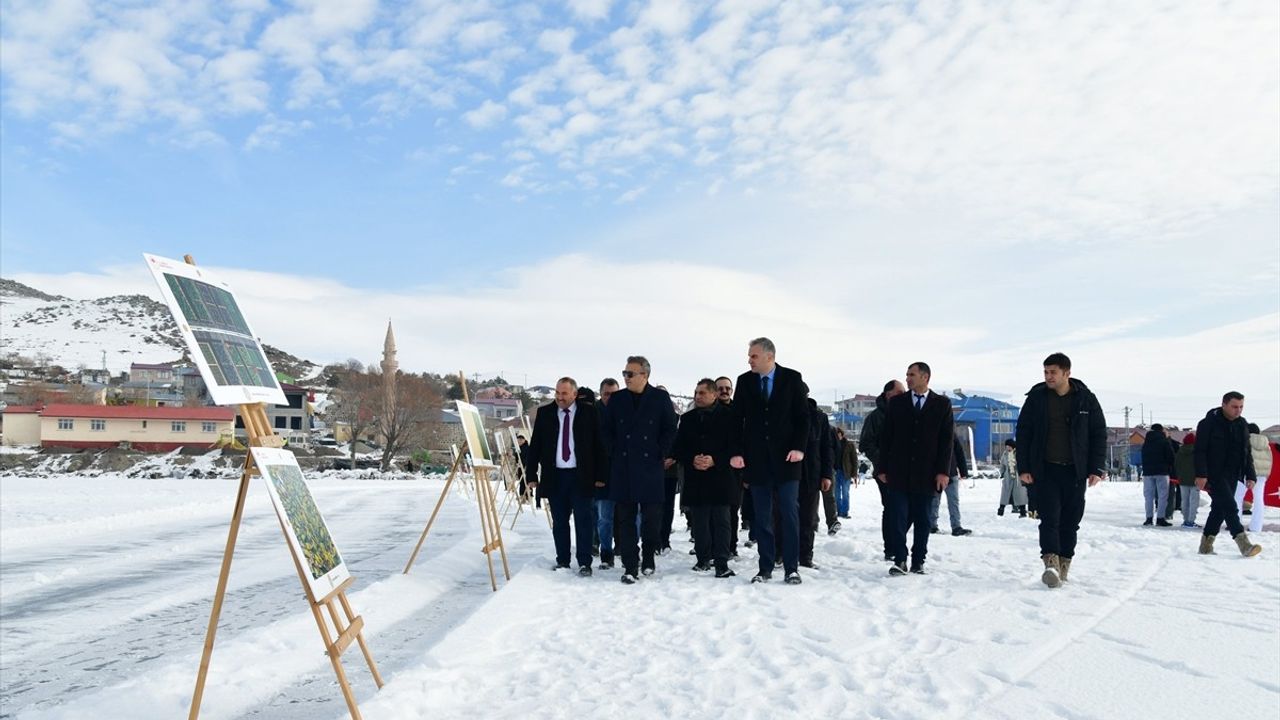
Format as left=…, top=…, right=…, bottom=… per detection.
left=949, top=392, right=1020, bottom=462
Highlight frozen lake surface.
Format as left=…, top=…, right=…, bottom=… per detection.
left=1, top=472, right=1277, bottom=719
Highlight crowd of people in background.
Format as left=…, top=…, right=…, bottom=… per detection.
left=520, top=339, right=1268, bottom=588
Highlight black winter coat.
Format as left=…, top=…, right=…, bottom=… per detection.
left=1194, top=408, right=1256, bottom=485
left=802, top=401, right=834, bottom=489
left=876, top=390, right=954, bottom=494
left=730, top=364, right=810, bottom=486
left=601, top=385, right=679, bottom=504
left=1140, top=429, right=1175, bottom=476
left=672, top=403, right=738, bottom=506
left=525, top=400, right=608, bottom=498
left=1015, top=379, right=1107, bottom=482
left=859, top=394, right=889, bottom=467
left=949, top=436, right=969, bottom=478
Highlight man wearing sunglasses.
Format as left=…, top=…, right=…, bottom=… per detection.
left=729, top=337, right=811, bottom=585
left=600, top=356, right=679, bottom=584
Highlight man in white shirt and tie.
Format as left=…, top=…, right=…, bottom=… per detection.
left=526, top=378, right=607, bottom=576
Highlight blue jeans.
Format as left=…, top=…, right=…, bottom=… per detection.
left=834, top=470, right=851, bottom=516
left=548, top=469, right=594, bottom=568
left=595, top=499, right=615, bottom=561
left=1142, top=475, right=1169, bottom=520
left=751, top=480, right=799, bottom=576
left=929, top=477, right=962, bottom=531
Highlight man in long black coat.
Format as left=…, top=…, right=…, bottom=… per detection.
left=861, top=379, right=906, bottom=561
left=875, top=362, right=953, bottom=576
left=729, top=337, right=810, bottom=585
left=526, top=377, right=608, bottom=575
left=797, top=396, right=834, bottom=568
left=673, top=378, right=738, bottom=578
left=601, top=355, right=678, bottom=584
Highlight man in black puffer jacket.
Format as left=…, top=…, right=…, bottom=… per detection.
left=1016, top=353, right=1106, bottom=589
left=1193, top=391, right=1261, bottom=558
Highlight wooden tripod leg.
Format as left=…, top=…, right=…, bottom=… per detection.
left=338, top=591, right=384, bottom=688
left=310, top=598, right=361, bottom=720
left=403, top=449, right=465, bottom=574
left=476, top=468, right=499, bottom=591
left=483, top=469, right=512, bottom=580
left=188, top=454, right=254, bottom=720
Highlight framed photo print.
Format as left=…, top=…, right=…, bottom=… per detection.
left=251, top=447, right=350, bottom=600
left=144, top=253, right=286, bottom=406
left=455, top=401, right=494, bottom=467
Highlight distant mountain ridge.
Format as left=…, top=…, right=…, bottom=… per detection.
left=0, top=277, right=320, bottom=381
left=0, top=278, right=68, bottom=302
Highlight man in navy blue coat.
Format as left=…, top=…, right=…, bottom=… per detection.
left=601, top=355, right=679, bottom=584
left=729, top=337, right=810, bottom=585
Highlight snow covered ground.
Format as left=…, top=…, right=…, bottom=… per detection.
left=1, top=473, right=1277, bottom=720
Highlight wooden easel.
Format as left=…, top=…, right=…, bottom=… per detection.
left=402, top=372, right=510, bottom=591
left=185, top=257, right=382, bottom=720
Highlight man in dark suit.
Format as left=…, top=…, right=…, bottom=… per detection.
left=673, top=378, right=738, bottom=578
left=601, top=356, right=679, bottom=584
left=729, top=337, right=810, bottom=585
left=526, top=377, right=607, bottom=576
left=875, top=362, right=954, bottom=576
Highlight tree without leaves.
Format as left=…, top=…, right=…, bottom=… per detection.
left=326, top=368, right=381, bottom=467
left=377, top=371, right=442, bottom=472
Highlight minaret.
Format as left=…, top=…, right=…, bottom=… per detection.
left=381, top=320, right=398, bottom=413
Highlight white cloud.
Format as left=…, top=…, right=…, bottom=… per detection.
left=14, top=257, right=1278, bottom=427
left=463, top=99, right=507, bottom=128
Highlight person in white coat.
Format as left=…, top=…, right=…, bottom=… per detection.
left=998, top=439, right=1028, bottom=517
left=1236, top=423, right=1273, bottom=533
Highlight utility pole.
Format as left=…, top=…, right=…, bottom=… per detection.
left=1123, top=406, right=1132, bottom=481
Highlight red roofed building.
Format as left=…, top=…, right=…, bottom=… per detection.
left=29, top=403, right=235, bottom=451
left=1, top=405, right=44, bottom=447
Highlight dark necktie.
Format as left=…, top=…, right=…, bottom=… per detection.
left=561, top=409, right=571, bottom=462
left=761, top=374, right=770, bottom=401
left=914, top=394, right=925, bottom=411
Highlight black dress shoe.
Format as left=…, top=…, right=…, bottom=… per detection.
left=578, top=566, right=593, bottom=577
left=553, top=563, right=570, bottom=571
left=799, top=560, right=819, bottom=570
left=997, top=505, right=1006, bottom=516
left=930, top=527, right=940, bottom=534
left=1143, top=518, right=1153, bottom=526
left=715, top=568, right=736, bottom=578
left=951, top=527, right=972, bottom=536
left=620, top=573, right=637, bottom=584
left=599, top=560, right=614, bottom=570
left=909, top=563, right=926, bottom=575
left=1156, top=518, right=1172, bottom=527
left=784, top=572, right=802, bottom=585
left=889, top=561, right=908, bottom=576
left=641, top=566, right=656, bottom=577
left=751, top=573, right=771, bottom=583
left=691, top=563, right=712, bottom=572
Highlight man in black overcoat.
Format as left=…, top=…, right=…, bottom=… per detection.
left=875, top=362, right=953, bottom=576
left=673, top=378, right=738, bottom=578
left=526, top=377, right=607, bottom=575
left=729, top=337, right=810, bottom=585
left=601, top=355, right=679, bottom=584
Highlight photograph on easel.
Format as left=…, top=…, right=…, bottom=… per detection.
left=251, top=447, right=351, bottom=600
left=455, top=400, right=494, bottom=466
left=144, top=253, right=287, bottom=406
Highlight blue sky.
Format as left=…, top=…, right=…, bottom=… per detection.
left=2, top=0, right=1278, bottom=427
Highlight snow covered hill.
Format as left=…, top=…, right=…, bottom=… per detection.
left=0, top=278, right=320, bottom=380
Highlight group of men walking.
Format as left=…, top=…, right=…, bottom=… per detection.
left=523, top=340, right=1266, bottom=588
